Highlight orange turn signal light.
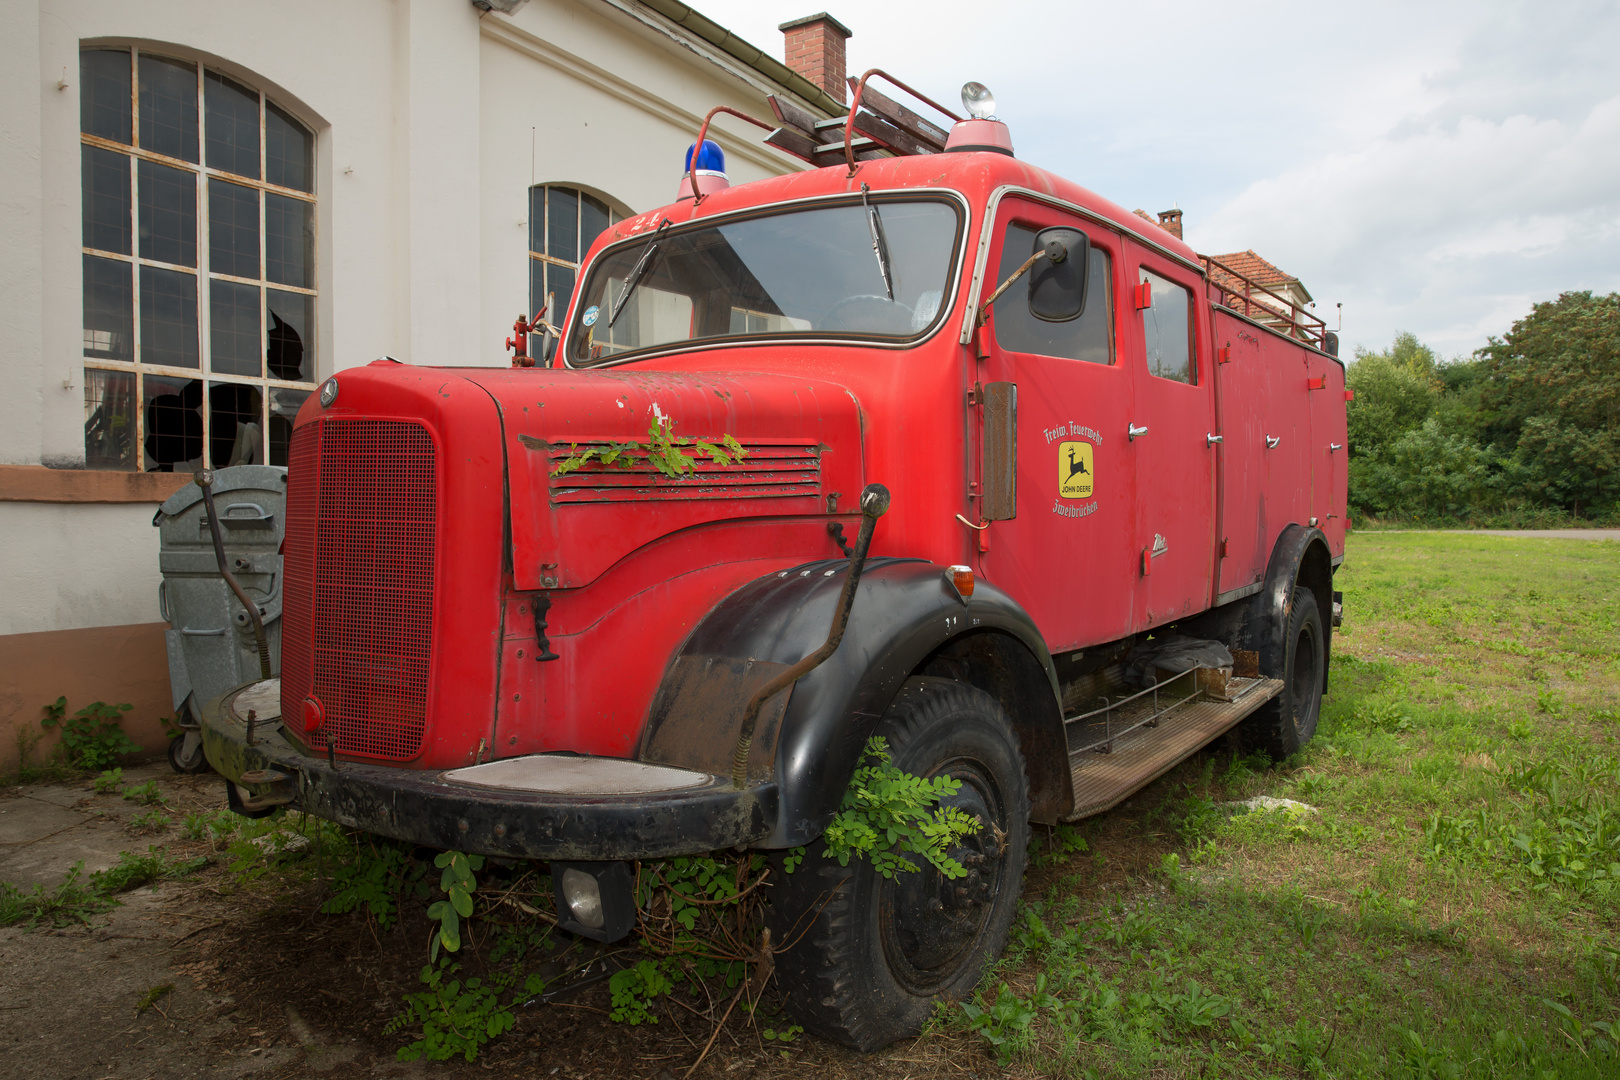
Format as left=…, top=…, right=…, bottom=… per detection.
left=947, top=565, right=975, bottom=599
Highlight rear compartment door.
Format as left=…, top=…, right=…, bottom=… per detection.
left=1124, top=242, right=1218, bottom=630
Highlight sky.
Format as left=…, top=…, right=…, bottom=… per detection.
left=689, top=0, right=1620, bottom=360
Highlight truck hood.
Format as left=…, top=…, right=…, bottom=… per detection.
left=457, top=368, right=866, bottom=591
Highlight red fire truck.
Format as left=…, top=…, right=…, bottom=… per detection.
left=202, top=75, right=1347, bottom=1049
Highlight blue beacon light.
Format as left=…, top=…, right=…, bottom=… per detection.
left=677, top=139, right=729, bottom=201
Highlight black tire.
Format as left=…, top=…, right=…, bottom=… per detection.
left=167, top=732, right=211, bottom=774
left=1243, top=586, right=1325, bottom=760
left=767, top=677, right=1031, bottom=1051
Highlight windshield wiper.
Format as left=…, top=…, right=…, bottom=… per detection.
left=607, top=218, right=670, bottom=330
left=861, top=184, right=894, bottom=301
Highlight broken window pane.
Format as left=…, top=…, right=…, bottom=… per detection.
left=208, top=178, right=259, bottom=279
left=84, top=368, right=137, bottom=471
left=82, top=147, right=132, bottom=254
left=265, top=101, right=312, bottom=192
left=143, top=374, right=203, bottom=471
left=138, top=158, right=196, bottom=267
left=138, top=55, right=198, bottom=163
left=211, top=279, right=262, bottom=377
left=204, top=70, right=259, bottom=179
left=80, top=49, right=131, bottom=144
left=266, top=289, right=313, bottom=381
left=82, top=254, right=133, bottom=360
left=140, top=265, right=199, bottom=368
left=269, top=387, right=311, bottom=466
left=209, top=382, right=263, bottom=467
left=265, top=193, right=312, bottom=288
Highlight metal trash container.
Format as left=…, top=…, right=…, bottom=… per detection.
left=154, top=465, right=287, bottom=771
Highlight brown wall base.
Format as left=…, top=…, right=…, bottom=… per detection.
left=0, top=622, right=175, bottom=774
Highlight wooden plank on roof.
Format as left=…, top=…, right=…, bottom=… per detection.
left=764, top=126, right=820, bottom=163
left=848, top=81, right=950, bottom=150
left=852, top=110, right=939, bottom=157
left=766, top=94, right=822, bottom=138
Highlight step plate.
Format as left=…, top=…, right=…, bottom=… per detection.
left=1063, top=677, right=1284, bottom=822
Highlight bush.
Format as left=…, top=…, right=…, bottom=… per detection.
left=39, top=697, right=140, bottom=770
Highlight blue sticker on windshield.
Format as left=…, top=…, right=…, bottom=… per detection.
left=582, top=305, right=600, bottom=327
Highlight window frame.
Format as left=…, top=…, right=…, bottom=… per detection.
left=528, top=184, right=628, bottom=356
left=1136, top=264, right=1198, bottom=386
left=79, top=45, right=319, bottom=472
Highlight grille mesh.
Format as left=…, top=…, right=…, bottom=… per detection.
left=280, top=419, right=437, bottom=760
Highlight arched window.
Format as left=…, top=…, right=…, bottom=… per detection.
left=79, top=46, right=319, bottom=472
left=528, top=185, right=625, bottom=352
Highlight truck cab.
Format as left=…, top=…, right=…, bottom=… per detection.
left=202, top=80, right=1346, bottom=1050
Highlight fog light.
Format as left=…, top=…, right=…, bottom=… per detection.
left=550, top=860, right=634, bottom=943
left=559, top=868, right=604, bottom=928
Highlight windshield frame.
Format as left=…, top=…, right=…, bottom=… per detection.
left=561, top=187, right=972, bottom=369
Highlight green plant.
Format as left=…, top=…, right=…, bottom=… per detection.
left=812, top=736, right=983, bottom=879
left=93, top=768, right=124, bottom=793
left=386, top=960, right=515, bottom=1062
left=127, top=808, right=170, bottom=834
left=426, top=851, right=484, bottom=960
left=961, top=982, right=1040, bottom=1065
left=551, top=417, right=747, bottom=480
left=0, top=849, right=205, bottom=930
left=608, top=959, right=673, bottom=1025
left=322, top=837, right=427, bottom=927
left=93, top=846, right=207, bottom=893
left=40, top=697, right=140, bottom=770
left=122, top=780, right=164, bottom=806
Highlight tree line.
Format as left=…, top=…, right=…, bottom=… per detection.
left=1346, top=291, right=1619, bottom=525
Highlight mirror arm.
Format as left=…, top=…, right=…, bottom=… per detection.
left=977, top=250, right=1046, bottom=327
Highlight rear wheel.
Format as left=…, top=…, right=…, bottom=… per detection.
left=767, top=677, right=1030, bottom=1051
left=1243, top=586, right=1324, bottom=760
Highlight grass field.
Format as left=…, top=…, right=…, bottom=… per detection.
left=961, top=532, right=1620, bottom=1078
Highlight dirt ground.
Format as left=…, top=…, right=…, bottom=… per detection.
left=4, top=759, right=1163, bottom=1080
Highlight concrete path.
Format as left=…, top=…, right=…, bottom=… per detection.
left=0, top=763, right=174, bottom=888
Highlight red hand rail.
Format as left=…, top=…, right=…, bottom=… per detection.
left=843, top=69, right=964, bottom=177
left=689, top=106, right=777, bottom=205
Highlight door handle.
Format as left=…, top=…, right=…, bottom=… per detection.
left=1128, top=423, right=1149, bottom=440
left=1206, top=433, right=1223, bottom=445
left=1265, top=435, right=1280, bottom=449
left=1330, top=443, right=1343, bottom=452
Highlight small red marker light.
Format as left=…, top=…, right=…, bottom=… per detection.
left=301, top=695, right=325, bottom=733
left=947, top=565, right=975, bottom=599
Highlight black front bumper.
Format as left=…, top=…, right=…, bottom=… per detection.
left=201, top=681, right=779, bottom=860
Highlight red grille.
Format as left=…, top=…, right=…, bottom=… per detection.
left=280, top=419, right=437, bottom=760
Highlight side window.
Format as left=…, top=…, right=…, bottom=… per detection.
left=992, top=222, right=1113, bottom=364
left=1138, top=267, right=1194, bottom=384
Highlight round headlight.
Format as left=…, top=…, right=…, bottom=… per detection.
left=961, top=81, right=997, bottom=120
left=319, top=377, right=339, bottom=408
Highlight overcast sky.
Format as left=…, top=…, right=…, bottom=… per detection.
left=691, top=0, right=1620, bottom=360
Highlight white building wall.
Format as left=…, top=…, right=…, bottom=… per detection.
left=1, top=0, right=812, bottom=642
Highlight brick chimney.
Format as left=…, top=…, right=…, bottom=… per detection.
left=1156, top=207, right=1184, bottom=241
left=779, top=13, right=852, bottom=105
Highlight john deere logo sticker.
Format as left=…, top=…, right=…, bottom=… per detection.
left=1058, top=441, right=1093, bottom=499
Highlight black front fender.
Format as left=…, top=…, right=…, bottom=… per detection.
left=639, top=558, right=1063, bottom=847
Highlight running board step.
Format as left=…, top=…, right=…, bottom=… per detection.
left=1062, top=676, right=1284, bottom=821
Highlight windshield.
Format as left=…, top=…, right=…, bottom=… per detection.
left=568, top=198, right=962, bottom=364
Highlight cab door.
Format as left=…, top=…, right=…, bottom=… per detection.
left=976, top=199, right=1135, bottom=652
left=1123, top=242, right=1218, bottom=630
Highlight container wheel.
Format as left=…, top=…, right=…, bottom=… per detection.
left=167, top=731, right=211, bottom=774
left=1243, top=586, right=1324, bottom=760
left=767, top=676, right=1030, bottom=1051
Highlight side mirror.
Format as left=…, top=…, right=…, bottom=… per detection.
left=1028, top=227, right=1090, bottom=322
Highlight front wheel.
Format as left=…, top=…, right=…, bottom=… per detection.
left=767, top=677, right=1031, bottom=1051
left=1242, top=586, right=1325, bottom=760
